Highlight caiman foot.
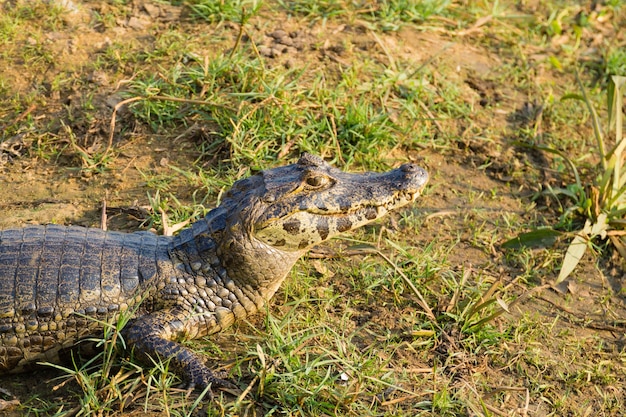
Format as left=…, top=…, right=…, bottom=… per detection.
left=0, top=387, right=20, bottom=412
left=124, top=310, right=241, bottom=395
left=186, top=367, right=239, bottom=393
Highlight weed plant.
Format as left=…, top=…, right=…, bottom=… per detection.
left=505, top=76, right=626, bottom=282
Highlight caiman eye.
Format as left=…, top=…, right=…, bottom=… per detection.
left=304, top=174, right=330, bottom=188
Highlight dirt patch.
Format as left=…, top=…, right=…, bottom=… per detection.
left=1, top=0, right=625, bottom=415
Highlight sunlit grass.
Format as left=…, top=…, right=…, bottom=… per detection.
left=1, top=0, right=625, bottom=416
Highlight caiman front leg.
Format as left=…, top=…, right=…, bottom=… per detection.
left=123, top=307, right=238, bottom=391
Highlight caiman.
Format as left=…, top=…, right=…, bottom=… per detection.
left=0, top=153, right=428, bottom=390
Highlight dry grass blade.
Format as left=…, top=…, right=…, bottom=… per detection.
left=445, top=266, right=471, bottom=313
left=556, top=232, right=589, bottom=284
left=576, top=70, right=607, bottom=167
left=373, top=249, right=436, bottom=322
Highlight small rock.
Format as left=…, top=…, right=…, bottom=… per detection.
left=105, top=94, right=125, bottom=113
left=277, top=37, right=294, bottom=47
left=328, top=44, right=345, bottom=55
left=45, top=32, right=65, bottom=41
left=51, top=0, right=79, bottom=13
left=89, top=71, right=108, bottom=86
left=258, top=45, right=274, bottom=57
left=94, top=37, right=112, bottom=52
left=269, top=29, right=288, bottom=40
left=160, top=5, right=182, bottom=21
left=127, top=16, right=150, bottom=30
left=142, top=3, right=161, bottom=19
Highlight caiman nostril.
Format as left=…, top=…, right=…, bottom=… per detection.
left=398, top=164, right=429, bottom=187
left=400, top=163, right=421, bottom=173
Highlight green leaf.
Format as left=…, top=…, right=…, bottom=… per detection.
left=560, top=93, right=585, bottom=101
left=549, top=55, right=562, bottom=71
left=608, top=75, right=626, bottom=132
left=607, top=77, right=616, bottom=130
left=547, top=186, right=579, bottom=200
left=576, top=69, right=607, bottom=164
left=555, top=233, right=588, bottom=284
left=501, top=228, right=562, bottom=249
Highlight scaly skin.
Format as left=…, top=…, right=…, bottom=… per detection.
left=0, top=153, right=428, bottom=390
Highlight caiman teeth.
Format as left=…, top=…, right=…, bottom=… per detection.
left=308, top=190, right=417, bottom=216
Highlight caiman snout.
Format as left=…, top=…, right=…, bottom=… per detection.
left=252, top=155, right=429, bottom=251
left=399, top=163, right=429, bottom=190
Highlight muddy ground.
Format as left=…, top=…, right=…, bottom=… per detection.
left=1, top=0, right=626, bottom=416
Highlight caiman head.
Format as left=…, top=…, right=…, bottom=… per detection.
left=214, top=153, right=428, bottom=300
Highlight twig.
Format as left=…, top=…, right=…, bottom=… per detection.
left=369, top=30, right=396, bottom=71
left=1, top=103, right=37, bottom=132
left=158, top=208, right=190, bottom=236
left=522, top=388, right=530, bottom=417
left=417, top=99, right=444, bottom=134
left=482, top=402, right=508, bottom=417
left=101, top=198, right=108, bottom=231
left=108, top=96, right=144, bottom=154
left=229, top=6, right=247, bottom=59
left=234, top=374, right=258, bottom=405
left=425, top=210, right=457, bottom=221
left=327, top=113, right=345, bottom=164
left=380, top=394, right=420, bottom=406
left=456, top=15, right=493, bottom=37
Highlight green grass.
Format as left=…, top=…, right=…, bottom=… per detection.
left=26, top=308, right=214, bottom=417
left=124, top=40, right=460, bottom=170
left=275, top=0, right=451, bottom=30
left=185, top=0, right=263, bottom=23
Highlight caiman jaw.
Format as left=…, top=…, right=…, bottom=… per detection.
left=253, top=159, right=429, bottom=251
